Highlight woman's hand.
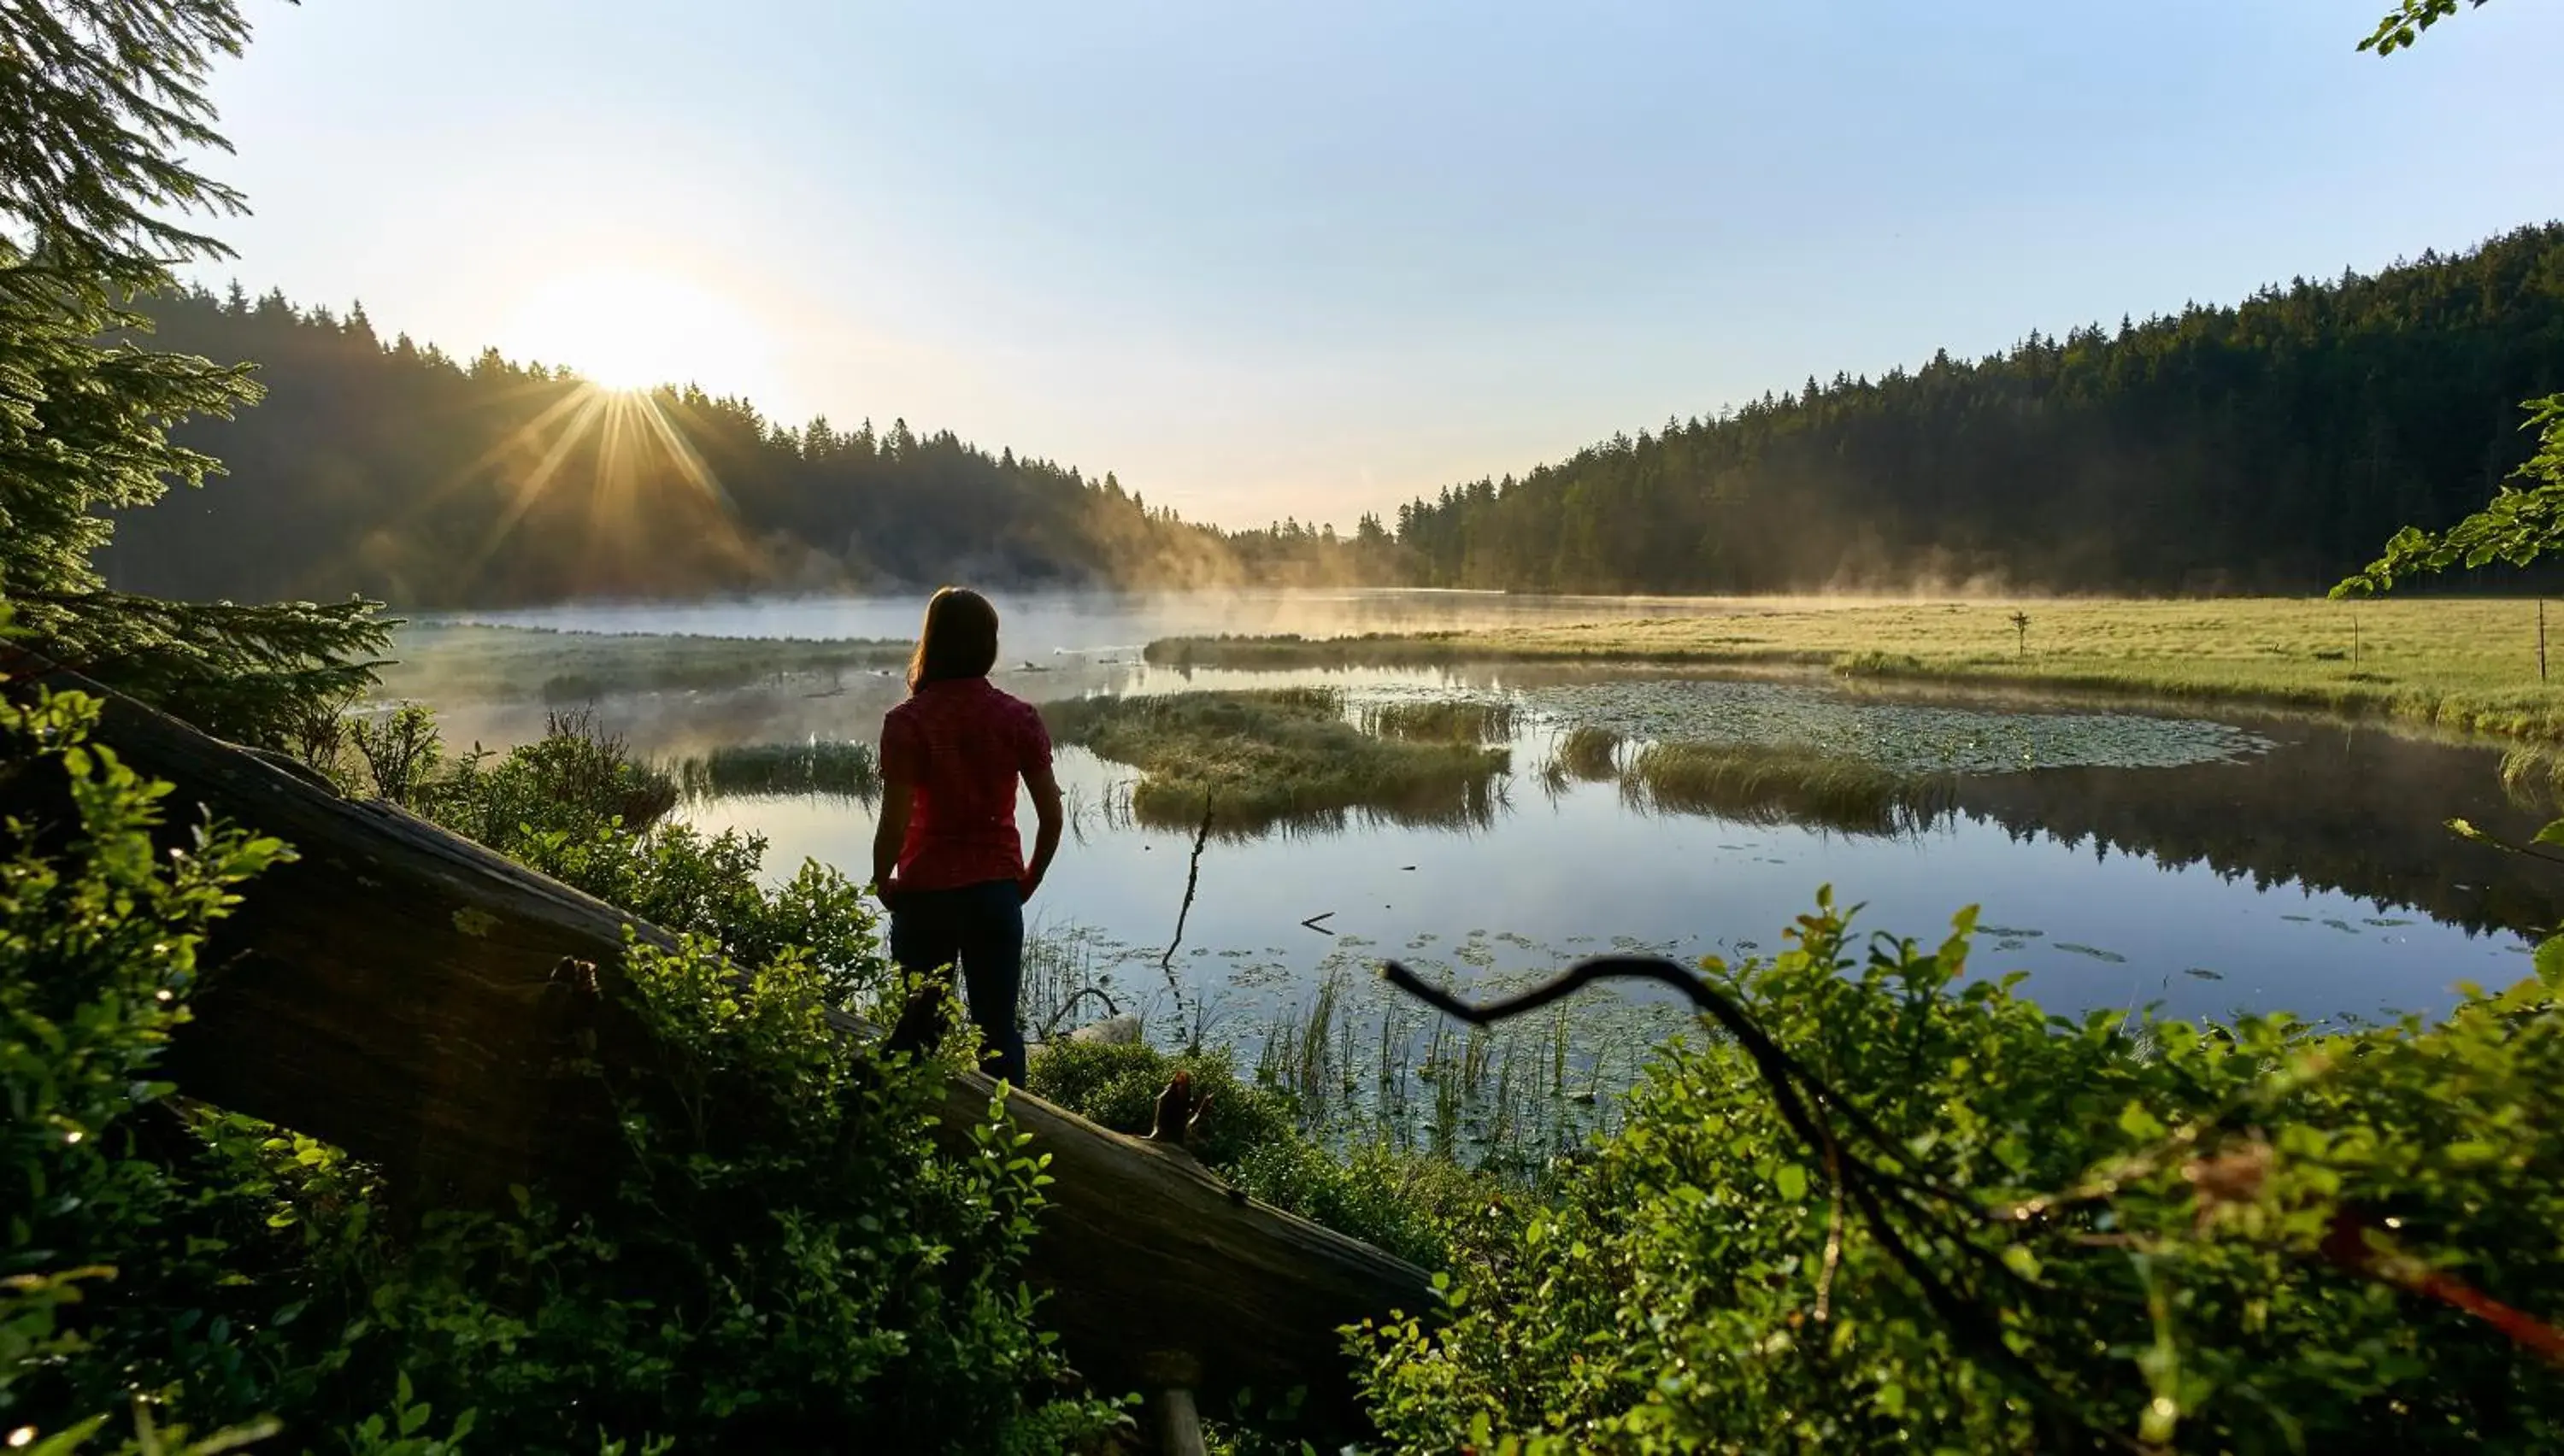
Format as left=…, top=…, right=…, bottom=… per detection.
left=1017, top=872, right=1044, bottom=905
left=870, top=878, right=903, bottom=910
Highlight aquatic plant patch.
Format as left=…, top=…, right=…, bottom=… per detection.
left=1523, top=678, right=2270, bottom=774
left=1043, top=688, right=1510, bottom=834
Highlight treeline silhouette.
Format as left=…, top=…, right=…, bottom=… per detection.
left=1397, top=224, right=2564, bottom=595
left=101, top=286, right=1380, bottom=607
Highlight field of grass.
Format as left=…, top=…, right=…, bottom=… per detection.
left=1147, top=596, right=2564, bottom=743
left=673, top=740, right=881, bottom=801
left=1622, top=740, right=1956, bottom=837
left=1042, top=687, right=1510, bottom=833
left=378, top=622, right=912, bottom=703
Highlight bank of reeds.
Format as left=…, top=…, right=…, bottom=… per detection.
left=673, top=740, right=880, bottom=801
left=1623, top=739, right=1955, bottom=836
left=1043, top=688, right=1509, bottom=834
left=1356, top=699, right=1519, bottom=744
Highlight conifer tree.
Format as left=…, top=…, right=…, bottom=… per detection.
left=0, top=0, right=387, bottom=744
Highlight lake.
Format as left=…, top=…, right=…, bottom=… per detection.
left=406, top=590, right=2552, bottom=1073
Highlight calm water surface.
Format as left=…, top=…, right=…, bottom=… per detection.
left=409, top=591, right=2551, bottom=1037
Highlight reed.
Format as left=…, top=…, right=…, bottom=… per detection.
left=1549, top=725, right=1623, bottom=781
left=1623, top=739, right=1955, bottom=836
left=673, top=739, right=880, bottom=801
left=1356, top=698, right=1519, bottom=744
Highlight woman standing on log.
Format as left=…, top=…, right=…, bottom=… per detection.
left=873, top=587, right=1062, bottom=1084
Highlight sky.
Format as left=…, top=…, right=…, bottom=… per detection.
left=191, top=0, right=2564, bottom=531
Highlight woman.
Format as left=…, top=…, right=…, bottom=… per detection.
left=872, top=586, right=1061, bottom=1085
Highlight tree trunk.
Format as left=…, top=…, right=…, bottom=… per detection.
left=0, top=648, right=1432, bottom=1438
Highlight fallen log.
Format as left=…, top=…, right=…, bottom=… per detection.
left=0, top=649, right=1433, bottom=1437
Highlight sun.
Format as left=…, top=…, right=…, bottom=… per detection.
left=504, top=267, right=772, bottom=396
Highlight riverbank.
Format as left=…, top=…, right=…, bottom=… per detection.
left=1146, top=596, right=2564, bottom=743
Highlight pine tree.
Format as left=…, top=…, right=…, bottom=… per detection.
left=0, top=0, right=386, bottom=744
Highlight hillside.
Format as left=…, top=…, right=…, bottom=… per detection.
left=1394, top=225, right=2564, bottom=595
left=100, top=288, right=1382, bottom=607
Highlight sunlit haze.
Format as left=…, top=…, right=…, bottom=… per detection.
left=503, top=267, right=779, bottom=398
left=193, top=0, right=2564, bottom=528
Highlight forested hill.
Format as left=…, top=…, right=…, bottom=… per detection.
left=102, top=288, right=1379, bottom=608
left=1397, top=225, right=2564, bottom=595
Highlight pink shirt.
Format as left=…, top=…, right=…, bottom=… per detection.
left=879, top=677, right=1051, bottom=892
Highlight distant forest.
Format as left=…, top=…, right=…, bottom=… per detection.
left=103, top=288, right=1386, bottom=607
left=102, top=225, right=2564, bottom=607
left=1397, top=224, right=2564, bottom=595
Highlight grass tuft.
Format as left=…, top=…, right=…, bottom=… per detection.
left=1550, top=725, right=1624, bottom=782
left=1356, top=699, right=1519, bottom=744
left=673, top=740, right=881, bottom=801
left=1623, top=740, right=1955, bottom=836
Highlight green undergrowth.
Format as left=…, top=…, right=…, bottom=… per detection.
left=1356, top=892, right=2564, bottom=1453
left=1042, top=688, right=1509, bottom=834
left=1624, top=739, right=1957, bottom=835
left=2, top=689, right=1125, bottom=1453
left=673, top=739, right=882, bottom=802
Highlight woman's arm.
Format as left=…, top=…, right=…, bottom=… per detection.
left=873, top=721, right=915, bottom=897
left=1020, top=760, right=1063, bottom=902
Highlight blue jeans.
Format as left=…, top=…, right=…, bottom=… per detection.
left=887, top=878, right=1026, bottom=1085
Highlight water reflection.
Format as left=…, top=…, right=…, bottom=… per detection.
left=1948, top=718, right=2558, bottom=937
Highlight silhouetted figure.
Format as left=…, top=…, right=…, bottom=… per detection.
left=873, top=588, right=1063, bottom=1085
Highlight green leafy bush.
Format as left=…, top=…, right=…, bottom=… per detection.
left=1357, top=892, right=2564, bottom=1453
left=4, top=690, right=1120, bottom=1452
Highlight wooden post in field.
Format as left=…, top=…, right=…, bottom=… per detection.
left=2542, top=600, right=2549, bottom=684
left=2352, top=611, right=2361, bottom=667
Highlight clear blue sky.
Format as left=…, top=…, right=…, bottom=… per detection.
left=192, top=0, right=2564, bottom=530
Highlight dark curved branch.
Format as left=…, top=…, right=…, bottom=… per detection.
left=1379, top=954, right=2144, bottom=1453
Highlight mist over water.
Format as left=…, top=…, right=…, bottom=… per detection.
left=432, top=587, right=1750, bottom=660
left=398, top=590, right=2541, bottom=1048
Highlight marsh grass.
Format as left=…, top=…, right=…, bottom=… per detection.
left=1550, top=725, right=1624, bottom=781
left=2499, top=744, right=2564, bottom=811
left=1043, top=688, right=1510, bottom=834
left=1356, top=699, right=1519, bottom=744
left=1624, top=739, right=1956, bottom=836
left=1250, top=969, right=1632, bottom=1178
left=1150, top=598, right=2564, bottom=744
left=673, top=740, right=880, bottom=801
left=382, top=623, right=911, bottom=703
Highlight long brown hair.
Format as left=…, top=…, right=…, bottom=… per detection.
left=906, top=586, right=1000, bottom=692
